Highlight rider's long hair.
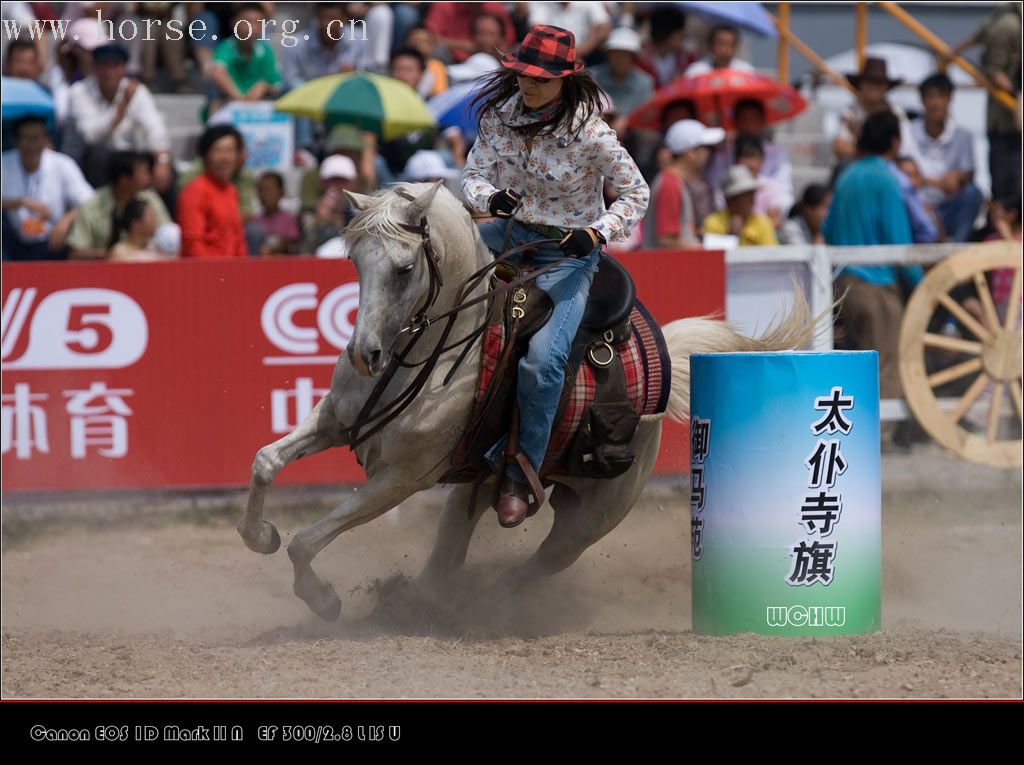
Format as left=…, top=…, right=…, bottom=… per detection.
left=470, top=67, right=606, bottom=142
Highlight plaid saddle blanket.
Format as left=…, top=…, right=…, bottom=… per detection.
left=451, top=298, right=671, bottom=476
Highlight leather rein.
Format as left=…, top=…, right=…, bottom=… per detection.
left=335, top=189, right=576, bottom=452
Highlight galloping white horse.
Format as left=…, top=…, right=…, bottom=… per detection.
left=237, top=181, right=819, bottom=621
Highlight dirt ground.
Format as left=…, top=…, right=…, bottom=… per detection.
left=2, top=444, right=1021, bottom=699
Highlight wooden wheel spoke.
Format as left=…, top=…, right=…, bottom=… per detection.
left=949, top=373, right=989, bottom=424
left=987, top=382, right=1005, bottom=443
left=973, top=272, right=1002, bottom=334
left=922, top=332, right=983, bottom=355
left=937, top=292, right=994, bottom=343
left=1004, top=267, right=1022, bottom=332
left=927, top=357, right=983, bottom=388
left=900, top=244, right=1023, bottom=466
left=1011, top=380, right=1024, bottom=423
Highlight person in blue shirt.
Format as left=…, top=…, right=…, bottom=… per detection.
left=824, top=110, right=924, bottom=440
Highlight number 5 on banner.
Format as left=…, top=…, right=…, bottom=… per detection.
left=1, top=288, right=147, bottom=370
left=66, top=305, right=115, bottom=355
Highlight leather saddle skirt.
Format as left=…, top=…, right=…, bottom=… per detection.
left=440, top=254, right=672, bottom=484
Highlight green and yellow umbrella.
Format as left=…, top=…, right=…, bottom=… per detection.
left=275, top=72, right=436, bottom=141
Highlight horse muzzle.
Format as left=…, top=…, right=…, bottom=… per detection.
left=349, top=340, right=389, bottom=377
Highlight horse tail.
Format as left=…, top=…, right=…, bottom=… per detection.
left=660, top=287, right=826, bottom=425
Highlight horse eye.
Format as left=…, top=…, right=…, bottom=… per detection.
left=397, top=263, right=415, bottom=275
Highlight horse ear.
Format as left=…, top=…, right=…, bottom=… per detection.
left=405, top=180, right=444, bottom=220
left=344, top=190, right=374, bottom=210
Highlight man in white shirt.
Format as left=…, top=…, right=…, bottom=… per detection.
left=683, top=25, right=756, bottom=77
left=1, top=116, right=94, bottom=260
left=63, top=43, right=173, bottom=192
left=528, top=2, right=611, bottom=61
left=911, top=73, right=984, bottom=242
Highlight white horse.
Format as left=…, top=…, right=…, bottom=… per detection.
left=237, top=181, right=819, bottom=621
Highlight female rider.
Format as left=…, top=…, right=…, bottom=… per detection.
left=462, top=25, right=650, bottom=528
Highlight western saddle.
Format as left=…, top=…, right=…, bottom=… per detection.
left=440, top=251, right=642, bottom=519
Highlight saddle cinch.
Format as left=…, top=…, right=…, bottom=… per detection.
left=440, top=252, right=644, bottom=518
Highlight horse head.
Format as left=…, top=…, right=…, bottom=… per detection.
left=342, top=180, right=448, bottom=377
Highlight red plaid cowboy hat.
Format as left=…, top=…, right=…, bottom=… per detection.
left=500, top=25, right=584, bottom=78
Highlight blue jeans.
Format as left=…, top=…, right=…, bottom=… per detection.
left=936, top=183, right=984, bottom=243
left=477, top=219, right=602, bottom=482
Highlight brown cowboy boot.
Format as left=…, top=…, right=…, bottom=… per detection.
left=496, top=473, right=531, bottom=528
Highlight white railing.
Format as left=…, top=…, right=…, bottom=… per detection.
left=725, top=242, right=976, bottom=422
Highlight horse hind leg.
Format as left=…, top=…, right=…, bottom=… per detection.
left=417, top=479, right=493, bottom=597
left=238, top=395, right=343, bottom=555
left=481, top=417, right=662, bottom=605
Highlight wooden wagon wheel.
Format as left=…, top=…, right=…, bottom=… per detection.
left=899, top=241, right=1023, bottom=467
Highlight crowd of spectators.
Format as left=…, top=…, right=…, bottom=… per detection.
left=1, top=1, right=1020, bottom=268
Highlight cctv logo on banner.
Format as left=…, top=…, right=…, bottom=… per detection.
left=2, top=288, right=148, bottom=370
left=260, top=282, right=360, bottom=366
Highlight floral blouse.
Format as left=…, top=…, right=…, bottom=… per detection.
left=462, top=93, right=650, bottom=243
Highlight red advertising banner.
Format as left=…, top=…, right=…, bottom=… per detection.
left=1, top=250, right=724, bottom=492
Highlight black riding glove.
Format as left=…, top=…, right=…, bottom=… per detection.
left=488, top=188, right=522, bottom=218
left=559, top=227, right=602, bottom=258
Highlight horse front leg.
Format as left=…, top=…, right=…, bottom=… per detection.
left=238, top=395, right=343, bottom=554
left=287, top=464, right=430, bottom=621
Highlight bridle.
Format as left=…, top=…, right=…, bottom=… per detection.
left=335, top=189, right=577, bottom=453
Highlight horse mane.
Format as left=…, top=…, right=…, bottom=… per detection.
left=343, top=183, right=436, bottom=249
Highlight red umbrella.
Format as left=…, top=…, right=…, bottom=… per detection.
left=627, top=69, right=808, bottom=132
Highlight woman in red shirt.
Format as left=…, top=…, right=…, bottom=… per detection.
left=177, top=124, right=248, bottom=258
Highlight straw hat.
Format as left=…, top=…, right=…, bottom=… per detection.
left=721, top=165, right=762, bottom=199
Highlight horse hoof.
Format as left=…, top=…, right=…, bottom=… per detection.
left=239, top=521, right=281, bottom=555
left=308, top=583, right=342, bottom=622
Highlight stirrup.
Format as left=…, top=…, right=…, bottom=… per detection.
left=509, top=451, right=546, bottom=518
left=491, top=402, right=546, bottom=518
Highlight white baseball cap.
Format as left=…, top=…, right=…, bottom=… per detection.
left=404, top=150, right=459, bottom=181
left=320, top=154, right=358, bottom=181
left=605, top=27, right=642, bottom=56
left=664, top=119, right=725, bottom=155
